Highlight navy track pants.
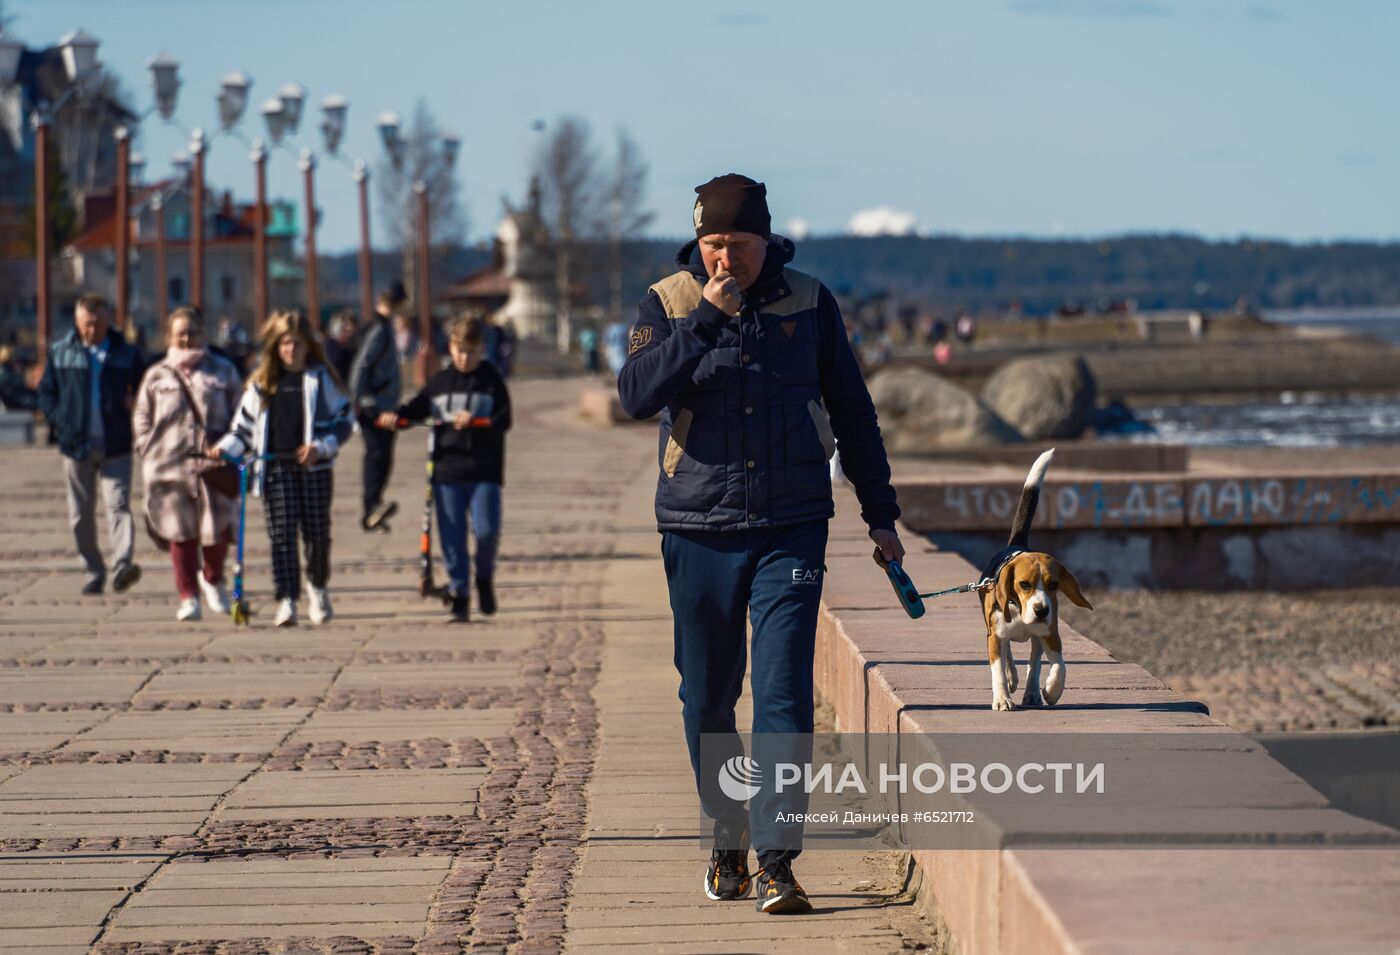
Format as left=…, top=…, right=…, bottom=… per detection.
left=661, top=519, right=828, bottom=863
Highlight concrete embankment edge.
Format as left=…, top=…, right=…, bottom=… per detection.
left=814, top=485, right=1400, bottom=954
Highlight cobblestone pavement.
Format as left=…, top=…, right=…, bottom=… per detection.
left=0, top=379, right=931, bottom=954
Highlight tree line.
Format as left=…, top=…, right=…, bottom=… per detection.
left=768, top=234, right=1400, bottom=313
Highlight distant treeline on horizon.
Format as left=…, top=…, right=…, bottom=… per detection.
left=320, top=233, right=1400, bottom=316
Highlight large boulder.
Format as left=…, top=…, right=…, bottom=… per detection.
left=868, top=369, right=1023, bottom=450
left=981, top=355, right=1097, bottom=440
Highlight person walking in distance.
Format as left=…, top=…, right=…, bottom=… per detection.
left=132, top=306, right=243, bottom=621
left=349, top=281, right=407, bottom=531
left=215, top=310, right=353, bottom=627
left=37, top=293, right=147, bottom=595
left=323, top=309, right=359, bottom=385
left=618, top=175, right=904, bottom=915
left=378, top=316, right=512, bottom=622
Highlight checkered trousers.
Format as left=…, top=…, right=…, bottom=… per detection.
left=262, top=462, right=333, bottom=600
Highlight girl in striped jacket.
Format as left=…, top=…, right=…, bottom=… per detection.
left=213, top=310, right=353, bottom=627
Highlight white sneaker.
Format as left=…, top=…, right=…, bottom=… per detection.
left=176, top=597, right=202, bottom=622
left=198, top=575, right=231, bottom=615
left=274, top=598, right=297, bottom=627
left=307, top=585, right=332, bottom=625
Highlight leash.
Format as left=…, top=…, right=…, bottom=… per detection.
left=918, top=580, right=992, bottom=599
left=885, top=559, right=991, bottom=620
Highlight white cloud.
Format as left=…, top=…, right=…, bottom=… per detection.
left=786, top=217, right=810, bottom=240
left=847, top=207, right=919, bottom=237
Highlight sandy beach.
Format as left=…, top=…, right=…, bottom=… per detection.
left=1060, top=589, right=1400, bottom=732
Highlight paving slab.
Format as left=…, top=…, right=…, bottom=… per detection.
left=331, top=661, right=521, bottom=689
left=217, top=768, right=486, bottom=820
left=0, top=711, right=108, bottom=752
left=0, top=763, right=250, bottom=839
left=0, top=852, right=169, bottom=890
left=62, top=708, right=312, bottom=754
left=0, top=669, right=156, bottom=706
left=288, top=707, right=519, bottom=743
left=133, top=664, right=340, bottom=702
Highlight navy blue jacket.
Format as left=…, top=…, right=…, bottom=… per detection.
left=618, top=237, right=899, bottom=533
left=37, top=328, right=146, bottom=459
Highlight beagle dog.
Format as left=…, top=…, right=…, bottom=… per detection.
left=979, top=449, right=1093, bottom=711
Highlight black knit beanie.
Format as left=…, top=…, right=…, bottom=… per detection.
left=693, top=174, right=771, bottom=239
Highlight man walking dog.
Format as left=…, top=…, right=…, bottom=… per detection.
left=618, top=174, right=904, bottom=914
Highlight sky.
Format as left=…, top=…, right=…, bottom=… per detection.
left=7, top=0, right=1399, bottom=253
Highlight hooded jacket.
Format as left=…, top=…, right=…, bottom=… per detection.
left=618, top=236, right=898, bottom=533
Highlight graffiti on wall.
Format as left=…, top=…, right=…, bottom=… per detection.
left=927, top=476, right=1400, bottom=530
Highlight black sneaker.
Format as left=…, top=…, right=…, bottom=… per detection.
left=705, top=820, right=750, bottom=901
left=81, top=577, right=104, bottom=595
left=475, top=576, right=496, bottom=615
left=112, top=564, right=142, bottom=593
left=704, top=846, right=751, bottom=901
left=450, top=589, right=470, bottom=623
left=365, top=500, right=398, bottom=531
left=754, top=857, right=811, bottom=914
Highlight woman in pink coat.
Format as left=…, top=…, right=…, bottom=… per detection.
left=132, top=307, right=243, bottom=621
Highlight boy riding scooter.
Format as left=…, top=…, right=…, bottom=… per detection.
left=377, top=316, right=512, bottom=622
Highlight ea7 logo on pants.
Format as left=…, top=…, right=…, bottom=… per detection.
left=792, top=568, right=822, bottom=586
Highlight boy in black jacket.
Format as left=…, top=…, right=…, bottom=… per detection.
left=378, top=317, right=512, bottom=621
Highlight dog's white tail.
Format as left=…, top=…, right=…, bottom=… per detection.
left=1008, top=448, right=1055, bottom=548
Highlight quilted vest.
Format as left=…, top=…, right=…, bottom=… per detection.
left=648, top=267, right=837, bottom=531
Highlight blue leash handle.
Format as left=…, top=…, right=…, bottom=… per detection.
left=886, top=560, right=986, bottom=619
left=885, top=560, right=926, bottom=619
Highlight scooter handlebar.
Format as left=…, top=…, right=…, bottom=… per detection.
left=392, top=415, right=492, bottom=430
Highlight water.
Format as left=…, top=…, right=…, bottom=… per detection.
left=1265, top=306, right=1400, bottom=346
left=1091, top=307, right=1400, bottom=447
left=1097, top=394, right=1400, bottom=448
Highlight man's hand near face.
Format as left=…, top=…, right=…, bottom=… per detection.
left=703, top=268, right=743, bottom=317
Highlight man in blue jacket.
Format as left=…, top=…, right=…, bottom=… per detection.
left=618, top=174, right=904, bottom=915
left=37, top=293, right=146, bottom=595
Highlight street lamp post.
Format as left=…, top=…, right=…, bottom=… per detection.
left=113, top=52, right=182, bottom=332
left=189, top=128, right=206, bottom=311
left=319, top=93, right=373, bottom=327
left=114, top=126, right=130, bottom=329
left=251, top=139, right=268, bottom=334
left=414, top=179, right=432, bottom=382
left=377, top=111, right=457, bottom=382
left=354, top=161, right=372, bottom=326
left=262, top=82, right=332, bottom=331
left=34, top=115, right=50, bottom=349
left=299, top=148, right=319, bottom=331
left=152, top=191, right=168, bottom=320
left=25, top=30, right=100, bottom=366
